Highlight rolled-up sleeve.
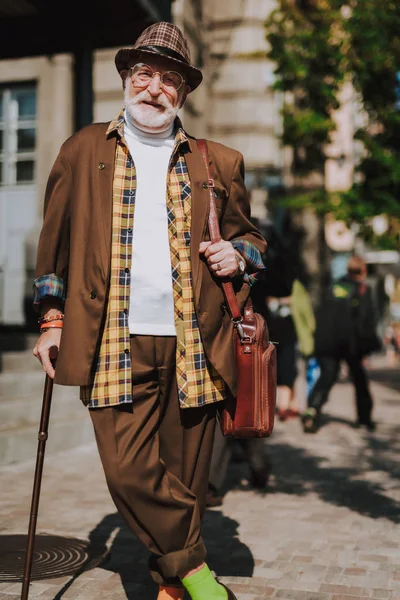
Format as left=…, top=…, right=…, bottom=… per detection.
left=33, top=273, right=66, bottom=307
left=221, top=152, right=267, bottom=285
left=231, top=239, right=266, bottom=285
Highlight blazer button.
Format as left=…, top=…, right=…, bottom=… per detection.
left=98, top=162, right=105, bottom=170
left=202, top=182, right=208, bottom=189
left=90, top=290, right=97, bottom=299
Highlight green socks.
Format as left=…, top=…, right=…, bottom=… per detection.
left=182, top=565, right=228, bottom=600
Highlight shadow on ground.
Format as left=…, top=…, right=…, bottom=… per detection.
left=368, top=366, right=400, bottom=393
left=224, top=423, right=400, bottom=524
left=50, top=510, right=254, bottom=599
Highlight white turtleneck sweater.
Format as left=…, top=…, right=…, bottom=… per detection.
left=124, top=112, right=176, bottom=336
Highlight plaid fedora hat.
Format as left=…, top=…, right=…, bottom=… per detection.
left=115, top=21, right=203, bottom=92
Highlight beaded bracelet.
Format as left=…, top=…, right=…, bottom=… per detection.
left=38, top=313, right=64, bottom=325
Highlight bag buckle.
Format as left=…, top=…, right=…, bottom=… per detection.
left=232, top=316, right=245, bottom=340
left=203, top=178, right=215, bottom=189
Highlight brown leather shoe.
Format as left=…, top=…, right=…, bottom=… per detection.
left=218, top=581, right=238, bottom=599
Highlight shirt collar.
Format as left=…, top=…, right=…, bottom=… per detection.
left=106, top=109, right=192, bottom=153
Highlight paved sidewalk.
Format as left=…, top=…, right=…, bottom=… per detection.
left=0, top=365, right=399, bottom=600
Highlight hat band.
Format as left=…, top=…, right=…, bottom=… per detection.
left=137, top=45, right=189, bottom=65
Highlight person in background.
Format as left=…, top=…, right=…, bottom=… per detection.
left=206, top=222, right=292, bottom=506
left=266, top=291, right=299, bottom=420
left=302, top=255, right=381, bottom=434
left=207, top=426, right=272, bottom=507
left=252, top=225, right=299, bottom=421
left=266, top=277, right=316, bottom=420
left=383, top=322, right=400, bottom=366
left=291, top=278, right=317, bottom=410
left=305, top=356, right=320, bottom=401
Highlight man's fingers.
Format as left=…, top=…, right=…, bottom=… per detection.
left=33, top=331, right=61, bottom=377
left=200, top=239, right=237, bottom=278
left=199, top=241, right=212, bottom=253
left=213, top=267, right=231, bottom=278
left=210, top=262, right=224, bottom=272
left=204, top=242, right=224, bottom=258
left=208, top=250, right=226, bottom=265
left=40, top=351, right=55, bottom=379
left=210, top=262, right=234, bottom=274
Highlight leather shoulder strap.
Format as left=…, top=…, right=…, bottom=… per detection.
left=197, top=139, right=242, bottom=321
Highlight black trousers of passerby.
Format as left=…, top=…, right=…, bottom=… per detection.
left=308, top=355, right=373, bottom=425
left=209, top=425, right=270, bottom=492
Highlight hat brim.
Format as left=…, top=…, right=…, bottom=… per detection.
left=115, top=48, right=203, bottom=92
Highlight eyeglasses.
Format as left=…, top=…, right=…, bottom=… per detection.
left=130, top=63, right=185, bottom=91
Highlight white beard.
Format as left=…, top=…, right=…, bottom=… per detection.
left=124, top=86, right=180, bottom=132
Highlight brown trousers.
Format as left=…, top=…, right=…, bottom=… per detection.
left=89, top=335, right=217, bottom=586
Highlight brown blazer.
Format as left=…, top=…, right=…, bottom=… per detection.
left=35, top=122, right=266, bottom=396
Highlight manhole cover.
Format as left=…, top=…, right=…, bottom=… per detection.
left=0, top=535, right=108, bottom=582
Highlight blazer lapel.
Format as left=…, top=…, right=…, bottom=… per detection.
left=185, top=140, right=211, bottom=304
left=96, top=131, right=116, bottom=281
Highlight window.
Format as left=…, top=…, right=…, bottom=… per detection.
left=0, top=83, right=37, bottom=186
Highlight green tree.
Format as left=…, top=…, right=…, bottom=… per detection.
left=265, top=0, right=345, bottom=175
left=265, top=0, right=400, bottom=249
left=343, top=0, right=400, bottom=248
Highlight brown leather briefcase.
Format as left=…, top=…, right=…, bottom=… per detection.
left=197, top=139, right=277, bottom=438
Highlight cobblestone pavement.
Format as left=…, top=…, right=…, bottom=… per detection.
left=0, top=364, right=399, bottom=600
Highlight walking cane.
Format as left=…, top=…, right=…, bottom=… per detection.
left=21, top=349, right=57, bottom=600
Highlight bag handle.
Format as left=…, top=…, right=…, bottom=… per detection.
left=197, top=139, right=244, bottom=329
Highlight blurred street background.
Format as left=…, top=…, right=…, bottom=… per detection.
left=0, top=0, right=399, bottom=598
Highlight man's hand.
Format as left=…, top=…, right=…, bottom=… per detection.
left=199, top=240, right=239, bottom=278
left=33, top=329, right=61, bottom=379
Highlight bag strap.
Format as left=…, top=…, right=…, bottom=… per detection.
left=197, top=139, right=243, bottom=326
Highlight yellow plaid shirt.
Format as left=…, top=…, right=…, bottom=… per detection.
left=80, top=111, right=225, bottom=409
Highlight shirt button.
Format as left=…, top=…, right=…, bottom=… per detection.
left=124, top=348, right=130, bottom=355
left=90, top=290, right=97, bottom=299
left=98, top=162, right=105, bottom=170
left=124, top=308, right=128, bottom=314
left=129, top=190, right=134, bottom=195
left=128, top=227, right=133, bottom=233
left=125, top=267, right=130, bottom=273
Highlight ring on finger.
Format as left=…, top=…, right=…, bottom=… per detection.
left=217, top=262, right=222, bottom=271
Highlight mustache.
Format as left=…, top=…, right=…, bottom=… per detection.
left=127, top=89, right=171, bottom=109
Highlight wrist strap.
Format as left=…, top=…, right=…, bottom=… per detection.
left=196, top=139, right=242, bottom=322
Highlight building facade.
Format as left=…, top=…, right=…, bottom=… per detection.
left=175, top=0, right=283, bottom=223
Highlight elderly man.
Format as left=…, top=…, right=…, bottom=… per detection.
left=33, top=22, right=266, bottom=600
